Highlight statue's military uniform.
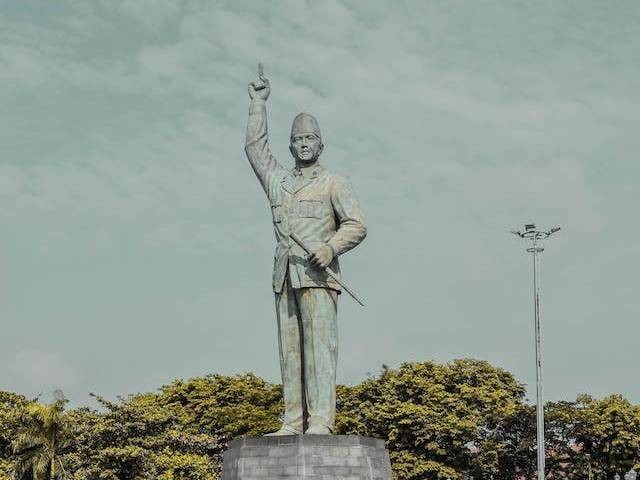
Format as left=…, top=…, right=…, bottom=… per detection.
left=245, top=98, right=366, bottom=433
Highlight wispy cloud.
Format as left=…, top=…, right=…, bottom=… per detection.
left=0, top=0, right=638, bottom=404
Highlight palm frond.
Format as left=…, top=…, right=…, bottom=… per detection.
left=10, top=393, right=73, bottom=480
left=12, top=455, right=35, bottom=480
left=11, top=433, right=40, bottom=456
left=33, top=453, right=51, bottom=480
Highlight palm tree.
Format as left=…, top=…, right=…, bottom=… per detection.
left=11, top=392, right=73, bottom=480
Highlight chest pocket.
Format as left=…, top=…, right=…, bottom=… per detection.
left=271, top=203, right=282, bottom=223
left=296, top=199, right=325, bottom=219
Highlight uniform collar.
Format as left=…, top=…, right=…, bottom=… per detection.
left=292, top=163, right=324, bottom=179
left=283, top=164, right=325, bottom=194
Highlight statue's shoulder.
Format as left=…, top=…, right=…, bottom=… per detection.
left=322, top=168, right=354, bottom=189
left=320, top=166, right=349, bottom=183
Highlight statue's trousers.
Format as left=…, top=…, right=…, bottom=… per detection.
left=275, top=274, right=338, bottom=432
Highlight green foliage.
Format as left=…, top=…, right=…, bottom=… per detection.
left=480, top=403, right=536, bottom=480
left=336, top=359, right=528, bottom=480
left=0, top=392, right=34, bottom=480
left=11, top=391, right=74, bottom=480
left=0, top=458, right=13, bottom=480
left=2, top=364, right=640, bottom=480
left=154, top=449, right=214, bottom=480
left=527, top=395, right=640, bottom=480
left=0, top=393, right=30, bottom=461
left=157, top=373, right=282, bottom=439
left=571, top=394, right=640, bottom=479
left=545, top=400, right=583, bottom=477
left=65, top=373, right=281, bottom=480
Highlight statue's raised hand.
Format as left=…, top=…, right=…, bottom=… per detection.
left=249, top=63, right=270, bottom=101
left=248, top=75, right=270, bottom=101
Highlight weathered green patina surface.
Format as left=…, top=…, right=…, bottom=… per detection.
left=244, top=71, right=366, bottom=435
left=245, top=100, right=366, bottom=293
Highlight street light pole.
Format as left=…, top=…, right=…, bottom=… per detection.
left=511, top=224, right=560, bottom=480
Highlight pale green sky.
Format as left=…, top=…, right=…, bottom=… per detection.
left=1, top=0, right=639, bottom=406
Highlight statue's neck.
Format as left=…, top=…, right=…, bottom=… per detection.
left=295, top=158, right=319, bottom=169
left=295, top=159, right=319, bottom=179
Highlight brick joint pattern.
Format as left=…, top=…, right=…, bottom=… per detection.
left=222, top=435, right=392, bottom=480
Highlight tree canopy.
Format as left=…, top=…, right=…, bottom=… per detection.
left=1, top=361, right=639, bottom=480
left=335, top=359, right=529, bottom=480
left=6, top=391, right=73, bottom=480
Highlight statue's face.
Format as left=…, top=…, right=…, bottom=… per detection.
left=290, top=133, right=323, bottom=163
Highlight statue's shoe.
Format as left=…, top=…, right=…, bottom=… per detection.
left=304, top=425, right=331, bottom=435
left=264, top=425, right=302, bottom=436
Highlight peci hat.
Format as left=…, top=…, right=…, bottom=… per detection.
left=290, top=112, right=321, bottom=141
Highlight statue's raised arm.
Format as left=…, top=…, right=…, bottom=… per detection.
left=240, top=63, right=367, bottom=438
left=244, top=64, right=285, bottom=196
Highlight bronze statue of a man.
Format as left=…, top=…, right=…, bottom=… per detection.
left=244, top=70, right=367, bottom=435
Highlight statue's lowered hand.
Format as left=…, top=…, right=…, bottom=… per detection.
left=308, top=245, right=334, bottom=269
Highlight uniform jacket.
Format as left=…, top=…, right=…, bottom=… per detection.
left=245, top=98, right=367, bottom=293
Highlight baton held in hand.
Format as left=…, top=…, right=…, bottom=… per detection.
left=290, top=233, right=365, bottom=307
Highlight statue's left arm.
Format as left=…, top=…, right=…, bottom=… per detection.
left=327, top=176, right=367, bottom=256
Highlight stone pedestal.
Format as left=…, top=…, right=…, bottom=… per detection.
left=222, top=435, right=392, bottom=479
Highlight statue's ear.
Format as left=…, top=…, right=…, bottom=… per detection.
left=318, top=142, right=324, bottom=156
left=289, top=144, right=296, bottom=158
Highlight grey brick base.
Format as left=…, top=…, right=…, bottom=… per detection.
left=222, top=435, right=392, bottom=479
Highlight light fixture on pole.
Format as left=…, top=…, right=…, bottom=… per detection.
left=511, top=223, right=561, bottom=480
